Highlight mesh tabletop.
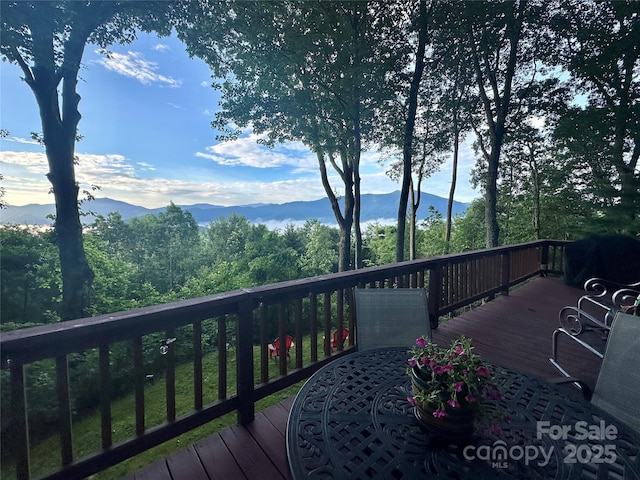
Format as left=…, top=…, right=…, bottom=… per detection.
left=286, top=348, right=640, bottom=480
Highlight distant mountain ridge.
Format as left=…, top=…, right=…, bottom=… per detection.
left=1, top=192, right=469, bottom=226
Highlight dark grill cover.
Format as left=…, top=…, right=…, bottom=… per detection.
left=564, top=235, right=640, bottom=287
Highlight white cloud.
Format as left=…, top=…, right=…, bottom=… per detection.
left=136, top=162, right=156, bottom=171
left=152, top=44, right=170, bottom=52
left=196, top=134, right=317, bottom=172
left=0, top=151, right=49, bottom=174
left=5, top=136, right=41, bottom=146
left=95, top=50, right=182, bottom=87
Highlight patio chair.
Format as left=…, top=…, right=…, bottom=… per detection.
left=553, top=312, right=640, bottom=436
left=354, top=288, right=430, bottom=351
left=268, top=335, right=294, bottom=361
left=330, top=328, right=349, bottom=352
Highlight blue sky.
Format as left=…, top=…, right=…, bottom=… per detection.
left=0, top=31, right=479, bottom=209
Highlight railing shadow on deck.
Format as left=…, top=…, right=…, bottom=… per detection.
left=0, top=239, right=568, bottom=480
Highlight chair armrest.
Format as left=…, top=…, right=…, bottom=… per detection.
left=548, top=376, right=593, bottom=401
left=584, top=278, right=640, bottom=295
left=612, top=288, right=640, bottom=310
left=559, top=306, right=609, bottom=335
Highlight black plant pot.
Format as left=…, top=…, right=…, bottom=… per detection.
left=410, top=366, right=475, bottom=444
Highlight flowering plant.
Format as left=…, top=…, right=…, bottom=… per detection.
left=407, top=335, right=501, bottom=419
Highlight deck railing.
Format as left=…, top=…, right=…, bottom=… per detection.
left=0, top=240, right=568, bottom=480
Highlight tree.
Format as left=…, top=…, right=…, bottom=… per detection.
left=1, top=0, right=177, bottom=319
left=393, top=0, right=432, bottom=262
left=0, top=226, right=60, bottom=328
left=549, top=0, right=640, bottom=235
left=181, top=1, right=407, bottom=271
left=440, top=0, right=546, bottom=247
left=299, top=220, right=340, bottom=276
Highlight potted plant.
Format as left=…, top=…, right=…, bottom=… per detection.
left=407, top=335, right=502, bottom=443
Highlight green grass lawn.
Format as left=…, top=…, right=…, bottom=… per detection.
left=2, top=335, right=323, bottom=480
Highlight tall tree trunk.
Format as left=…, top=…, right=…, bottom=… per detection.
left=527, top=146, right=541, bottom=239
left=468, top=1, right=524, bottom=247
left=397, top=0, right=429, bottom=262
left=27, top=29, right=94, bottom=320
left=409, top=179, right=416, bottom=260
left=352, top=88, right=363, bottom=269
left=317, top=149, right=353, bottom=272
left=445, top=120, right=460, bottom=254
left=353, top=158, right=363, bottom=269
left=485, top=137, right=502, bottom=247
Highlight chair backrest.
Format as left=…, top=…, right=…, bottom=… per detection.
left=332, top=328, right=349, bottom=346
left=591, top=312, right=640, bottom=435
left=273, top=335, right=294, bottom=351
left=353, top=288, right=431, bottom=351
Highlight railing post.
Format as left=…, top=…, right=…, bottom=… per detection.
left=539, top=242, right=549, bottom=276
left=237, top=294, right=255, bottom=425
left=501, top=251, right=510, bottom=296
left=427, top=264, right=442, bottom=330
left=9, top=359, right=30, bottom=480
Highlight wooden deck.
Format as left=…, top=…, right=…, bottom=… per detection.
left=124, top=276, right=599, bottom=480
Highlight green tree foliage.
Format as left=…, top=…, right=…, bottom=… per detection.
left=0, top=0, right=179, bottom=320
left=362, top=224, right=403, bottom=267
left=299, top=220, right=341, bottom=276
left=0, top=226, right=60, bottom=328
left=93, top=204, right=201, bottom=295
left=549, top=0, right=640, bottom=235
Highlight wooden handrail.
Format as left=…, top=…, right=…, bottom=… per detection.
left=0, top=240, right=568, bottom=480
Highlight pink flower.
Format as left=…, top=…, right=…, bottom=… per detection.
left=433, top=408, right=447, bottom=418
left=443, top=363, right=454, bottom=373
left=433, top=365, right=445, bottom=374
left=477, top=365, right=490, bottom=378
left=454, top=346, right=468, bottom=358
left=448, top=398, right=459, bottom=408
left=454, top=381, right=465, bottom=392
left=407, top=396, right=416, bottom=406
left=408, top=358, right=417, bottom=367
left=416, top=337, right=427, bottom=347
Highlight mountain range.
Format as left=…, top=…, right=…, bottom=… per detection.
left=1, top=191, right=469, bottom=227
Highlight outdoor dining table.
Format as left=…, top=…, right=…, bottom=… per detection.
left=286, top=347, right=640, bottom=479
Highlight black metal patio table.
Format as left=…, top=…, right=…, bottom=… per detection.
left=286, top=347, right=640, bottom=479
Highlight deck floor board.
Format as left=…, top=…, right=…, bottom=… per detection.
left=127, top=276, right=600, bottom=480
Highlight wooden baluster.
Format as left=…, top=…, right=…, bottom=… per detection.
left=10, top=359, right=29, bottom=480
left=278, top=303, right=287, bottom=376
left=165, top=328, right=176, bottom=422
left=218, top=316, right=228, bottom=399
left=260, top=304, right=269, bottom=384
left=133, top=336, right=145, bottom=436
left=98, top=345, right=112, bottom=449
left=237, top=297, right=255, bottom=425
left=193, top=320, right=203, bottom=410
left=323, top=292, right=332, bottom=356
left=294, top=298, right=303, bottom=367
left=54, top=355, right=73, bottom=465
left=336, top=289, right=344, bottom=351
left=310, top=293, right=318, bottom=362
